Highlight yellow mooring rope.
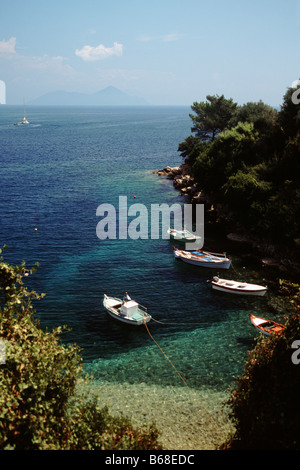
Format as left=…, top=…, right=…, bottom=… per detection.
left=144, top=320, right=191, bottom=389
left=143, top=320, right=223, bottom=442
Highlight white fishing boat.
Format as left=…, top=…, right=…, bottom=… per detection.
left=173, top=247, right=231, bottom=269
left=103, top=293, right=151, bottom=326
left=250, top=314, right=285, bottom=336
left=211, top=276, right=267, bottom=296
left=167, top=228, right=202, bottom=243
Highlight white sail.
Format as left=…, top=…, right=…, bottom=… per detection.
left=21, top=98, right=29, bottom=124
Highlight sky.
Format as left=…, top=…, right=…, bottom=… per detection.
left=0, top=0, right=300, bottom=106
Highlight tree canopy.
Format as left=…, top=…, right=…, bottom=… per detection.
left=189, top=94, right=238, bottom=141
left=179, top=84, right=300, bottom=244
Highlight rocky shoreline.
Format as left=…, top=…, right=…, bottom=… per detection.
left=157, top=164, right=205, bottom=204
left=156, top=164, right=300, bottom=276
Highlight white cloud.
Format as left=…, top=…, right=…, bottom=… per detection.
left=162, top=33, right=181, bottom=42
left=0, top=37, right=16, bottom=54
left=137, top=35, right=153, bottom=42
left=75, top=42, right=123, bottom=61
left=291, top=79, right=300, bottom=89
left=3, top=50, right=80, bottom=96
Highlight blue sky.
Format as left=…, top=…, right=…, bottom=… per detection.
left=1, top=0, right=300, bottom=105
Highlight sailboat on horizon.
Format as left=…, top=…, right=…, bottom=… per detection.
left=21, top=98, right=29, bottom=124
left=15, top=98, right=29, bottom=125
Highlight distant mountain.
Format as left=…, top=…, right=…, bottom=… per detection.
left=29, top=86, right=148, bottom=106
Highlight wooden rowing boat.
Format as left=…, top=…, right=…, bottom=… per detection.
left=211, top=276, right=267, bottom=296
left=173, top=247, right=231, bottom=269
left=250, top=313, right=286, bottom=336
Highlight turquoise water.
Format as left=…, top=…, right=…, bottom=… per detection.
left=0, top=105, right=275, bottom=448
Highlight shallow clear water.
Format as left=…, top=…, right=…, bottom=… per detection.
left=0, top=105, right=275, bottom=448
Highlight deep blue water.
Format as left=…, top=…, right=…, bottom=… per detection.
left=0, top=105, right=274, bottom=394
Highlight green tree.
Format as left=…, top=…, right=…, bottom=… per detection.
left=177, top=135, right=208, bottom=166
left=178, top=83, right=300, bottom=244
left=279, top=81, right=300, bottom=139
left=191, top=121, right=260, bottom=194
left=229, top=100, right=278, bottom=136
left=0, top=248, right=162, bottom=450
left=189, top=94, right=238, bottom=141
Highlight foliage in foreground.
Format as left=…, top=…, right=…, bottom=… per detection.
left=222, top=283, right=300, bottom=449
left=0, top=248, right=162, bottom=450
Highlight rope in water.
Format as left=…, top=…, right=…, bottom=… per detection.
left=143, top=320, right=223, bottom=441
left=150, top=316, right=190, bottom=325
left=149, top=315, right=241, bottom=327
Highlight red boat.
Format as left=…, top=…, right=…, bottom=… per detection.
left=250, top=314, right=286, bottom=336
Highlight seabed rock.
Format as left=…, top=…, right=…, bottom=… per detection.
left=226, top=233, right=253, bottom=246
left=261, top=258, right=281, bottom=267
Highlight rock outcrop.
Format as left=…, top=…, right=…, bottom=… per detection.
left=156, top=164, right=206, bottom=203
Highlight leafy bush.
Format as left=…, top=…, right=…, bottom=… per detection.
left=0, top=247, right=162, bottom=450
left=223, top=307, right=300, bottom=450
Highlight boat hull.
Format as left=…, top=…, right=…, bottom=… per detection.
left=106, top=310, right=147, bottom=325
left=174, top=249, right=231, bottom=269
left=167, top=229, right=201, bottom=244
left=250, top=314, right=285, bottom=336
left=211, top=278, right=267, bottom=296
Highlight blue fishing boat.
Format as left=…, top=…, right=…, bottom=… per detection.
left=173, top=247, right=231, bottom=269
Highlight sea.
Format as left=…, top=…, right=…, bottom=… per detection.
left=0, top=105, right=282, bottom=449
